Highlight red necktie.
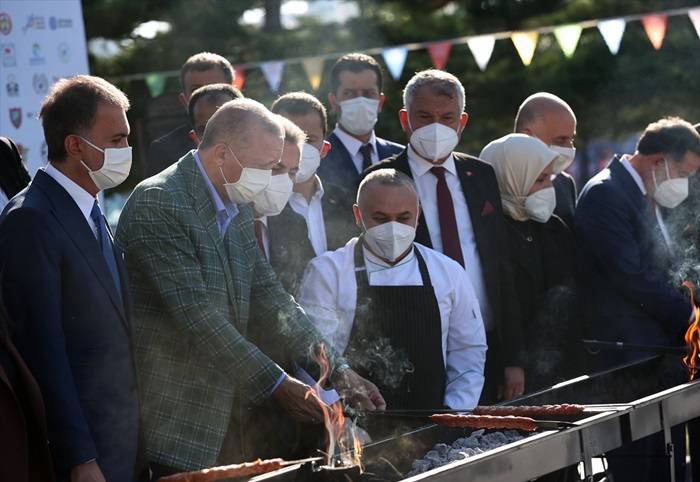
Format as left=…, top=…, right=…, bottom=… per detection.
left=254, top=219, right=267, bottom=259
left=431, top=166, right=464, bottom=267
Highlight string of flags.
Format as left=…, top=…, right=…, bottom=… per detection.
left=125, top=6, right=700, bottom=98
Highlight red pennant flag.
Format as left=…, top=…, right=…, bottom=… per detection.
left=427, top=42, right=452, bottom=70
left=233, top=66, right=246, bottom=90
left=641, top=14, right=667, bottom=50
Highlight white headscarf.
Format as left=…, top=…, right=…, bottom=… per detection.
left=480, top=133, right=562, bottom=221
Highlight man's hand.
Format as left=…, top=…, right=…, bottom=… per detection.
left=333, top=367, right=386, bottom=411
left=272, top=376, right=328, bottom=424
left=498, top=366, right=525, bottom=401
left=71, top=460, right=106, bottom=482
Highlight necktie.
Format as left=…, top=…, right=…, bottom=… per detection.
left=90, top=201, right=123, bottom=301
left=430, top=166, right=464, bottom=267
left=359, top=143, right=373, bottom=172
left=254, top=219, right=268, bottom=259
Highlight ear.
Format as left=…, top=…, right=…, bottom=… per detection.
left=459, top=112, right=469, bottom=129
left=178, top=92, right=188, bottom=108
left=399, top=109, right=409, bottom=133
left=352, top=204, right=363, bottom=228
left=64, top=134, right=83, bottom=161
left=212, top=143, right=228, bottom=168
left=377, top=93, right=386, bottom=113
left=521, top=127, right=533, bottom=136
left=320, top=140, right=331, bottom=159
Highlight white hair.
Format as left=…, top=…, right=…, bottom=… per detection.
left=403, top=69, right=465, bottom=113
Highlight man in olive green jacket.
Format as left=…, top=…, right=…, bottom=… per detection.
left=116, top=99, right=384, bottom=475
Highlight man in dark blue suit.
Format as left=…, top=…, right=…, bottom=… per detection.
left=576, top=117, right=700, bottom=482
left=319, top=53, right=403, bottom=248
left=0, top=76, right=139, bottom=482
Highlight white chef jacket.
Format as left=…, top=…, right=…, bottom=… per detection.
left=297, top=237, right=487, bottom=409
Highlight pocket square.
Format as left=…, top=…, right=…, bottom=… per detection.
left=481, top=201, right=495, bottom=217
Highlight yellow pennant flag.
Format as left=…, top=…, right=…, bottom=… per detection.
left=302, top=57, right=325, bottom=91
left=511, top=31, right=539, bottom=66
left=554, top=24, right=583, bottom=58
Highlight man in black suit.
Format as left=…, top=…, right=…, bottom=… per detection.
left=514, top=92, right=578, bottom=228
left=144, top=52, right=237, bottom=178
left=319, top=54, right=403, bottom=248
left=366, top=69, right=525, bottom=402
left=0, top=75, right=139, bottom=482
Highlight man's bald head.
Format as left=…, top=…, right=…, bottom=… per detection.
left=354, top=169, right=420, bottom=230
left=200, top=98, right=283, bottom=150
left=514, top=92, right=577, bottom=148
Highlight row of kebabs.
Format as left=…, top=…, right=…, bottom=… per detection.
left=158, top=404, right=585, bottom=482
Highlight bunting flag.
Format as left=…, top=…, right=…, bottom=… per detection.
left=511, top=31, right=539, bottom=66
left=261, top=61, right=285, bottom=92
left=688, top=8, right=700, bottom=38
left=382, top=47, right=408, bottom=80
left=302, top=57, right=324, bottom=90
left=144, top=73, right=167, bottom=98
left=233, top=66, right=246, bottom=90
left=427, top=41, right=452, bottom=70
left=467, top=35, right=496, bottom=71
left=597, top=18, right=626, bottom=55
left=642, top=14, right=667, bottom=50
left=554, top=24, right=583, bottom=58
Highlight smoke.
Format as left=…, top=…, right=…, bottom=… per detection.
left=345, top=335, right=413, bottom=390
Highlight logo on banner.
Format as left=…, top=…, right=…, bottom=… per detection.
left=9, top=107, right=22, bottom=129
left=0, top=13, right=12, bottom=35
left=33, top=73, right=48, bottom=95
left=2, top=43, right=16, bottom=66
left=29, top=43, right=45, bottom=65
left=23, top=14, right=45, bottom=33
left=6, top=74, right=18, bottom=96
left=58, top=42, right=70, bottom=63
left=49, top=16, right=73, bottom=30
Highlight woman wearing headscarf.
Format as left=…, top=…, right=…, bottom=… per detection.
left=480, top=133, right=582, bottom=393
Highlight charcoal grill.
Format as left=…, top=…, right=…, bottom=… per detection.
left=249, top=355, right=700, bottom=482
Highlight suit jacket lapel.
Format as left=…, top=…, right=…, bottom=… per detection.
left=454, top=154, right=488, bottom=247
left=182, top=154, right=238, bottom=309
left=392, top=150, right=433, bottom=248
left=33, top=171, right=128, bottom=327
left=329, top=132, right=360, bottom=182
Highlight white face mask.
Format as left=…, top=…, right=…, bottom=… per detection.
left=363, top=220, right=416, bottom=262
left=548, top=145, right=576, bottom=173
left=252, top=173, right=294, bottom=217
left=409, top=121, right=459, bottom=162
left=79, top=137, right=132, bottom=191
left=296, top=143, right=321, bottom=184
left=652, top=159, right=689, bottom=209
left=338, top=97, right=379, bottom=136
left=220, top=146, right=272, bottom=204
left=524, top=186, right=556, bottom=223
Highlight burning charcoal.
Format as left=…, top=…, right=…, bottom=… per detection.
left=410, top=459, right=432, bottom=475
left=470, top=429, right=485, bottom=438
left=447, top=449, right=467, bottom=462
left=482, top=431, right=508, bottom=446
left=424, top=450, right=442, bottom=466
left=462, top=448, right=477, bottom=457
left=434, top=443, right=450, bottom=458
left=458, top=436, right=479, bottom=449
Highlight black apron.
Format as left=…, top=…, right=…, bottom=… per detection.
left=345, top=240, right=446, bottom=409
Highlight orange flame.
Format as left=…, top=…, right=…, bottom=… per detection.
left=682, top=281, right=700, bottom=381
left=305, top=344, right=363, bottom=468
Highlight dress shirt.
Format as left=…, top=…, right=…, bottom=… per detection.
left=297, top=237, right=487, bottom=409
left=333, top=126, right=379, bottom=175
left=44, top=163, right=98, bottom=238
left=0, top=188, right=9, bottom=213
left=288, top=177, right=328, bottom=256
left=620, top=155, right=672, bottom=249
left=255, top=216, right=270, bottom=259
left=194, top=150, right=239, bottom=237
left=406, top=146, right=493, bottom=331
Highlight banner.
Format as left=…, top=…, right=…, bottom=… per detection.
left=511, top=31, right=538, bottom=66
left=467, top=35, right=495, bottom=71
left=554, top=24, right=582, bottom=58
left=261, top=61, right=285, bottom=92
left=597, top=18, right=626, bottom=55
left=690, top=8, right=700, bottom=39
left=382, top=47, right=408, bottom=80
left=427, top=41, right=451, bottom=70
left=0, top=0, right=90, bottom=174
left=642, top=14, right=667, bottom=50
left=233, top=65, right=245, bottom=90
left=302, top=56, right=324, bottom=91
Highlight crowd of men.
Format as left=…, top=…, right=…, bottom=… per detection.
left=0, top=50, right=699, bottom=482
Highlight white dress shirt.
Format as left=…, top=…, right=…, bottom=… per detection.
left=288, top=177, right=328, bottom=256
left=44, top=163, right=98, bottom=238
left=406, top=146, right=493, bottom=331
left=297, top=237, right=487, bottom=409
left=255, top=216, right=271, bottom=259
left=620, top=155, right=672, bottom=249
left=0, top=188, right=9, bottom=213
left=333, top=126, right=380, bottom=175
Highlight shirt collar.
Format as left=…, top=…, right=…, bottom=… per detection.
left=43, top=163, right=97, bottom=219
left=333, top=126, right=377, bottom=157
left=620, top=154, right=647, bottom=195
left=194, top=150, right=235, bottom=214
left=362, top=241, right=416, bottom=274
left=290, top=177, right=324, bottom=205
left=406, top=145, right=457, bottom=177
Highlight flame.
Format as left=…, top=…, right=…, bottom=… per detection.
left=305, top=344, right=363, bottom=468
left=682, top=281, right=700, bottom=381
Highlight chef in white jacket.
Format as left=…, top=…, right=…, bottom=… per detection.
left=297, top=168, right=487, bottom=410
